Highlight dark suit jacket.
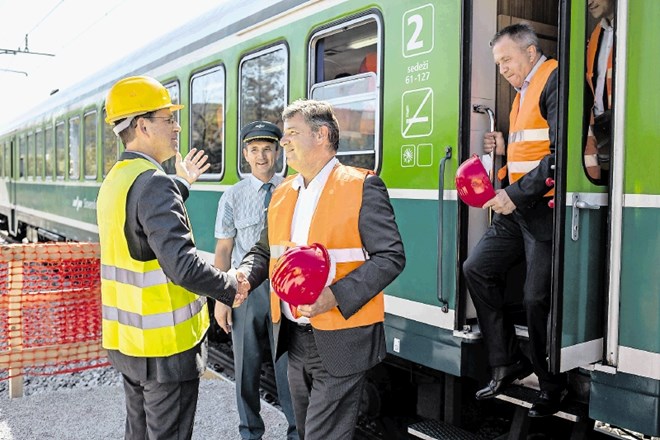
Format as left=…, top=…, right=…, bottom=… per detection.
left=239, top=171, right=406, bottom=377
left=504, top=67, right=559, bottom=241
left=104, top=152, right=238, bottom=383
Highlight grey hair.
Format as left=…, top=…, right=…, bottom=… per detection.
left=490, top=23, right=542, bottom=54
left=282, top=99, right=340, bottom=151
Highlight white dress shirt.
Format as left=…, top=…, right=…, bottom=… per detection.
left=281, top=157, right=339, bottom=324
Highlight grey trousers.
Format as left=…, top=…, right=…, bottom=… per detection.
left=121, top=373, right=199, bottom=440
left=287, top=322, right=366, bottom=440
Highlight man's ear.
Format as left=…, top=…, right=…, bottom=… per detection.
left=317, top=125, right=329, bottom=142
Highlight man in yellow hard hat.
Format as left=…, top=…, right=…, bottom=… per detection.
left=97, top=75, right=248, bottom=440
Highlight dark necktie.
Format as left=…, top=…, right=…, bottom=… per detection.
left=262, top=182, right=273, bottom=208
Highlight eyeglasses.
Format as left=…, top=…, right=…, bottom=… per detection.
left=144, top=116, right=178, bottom=125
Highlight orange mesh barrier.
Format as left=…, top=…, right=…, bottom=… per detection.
left=0, top=242, right=109, bottom=386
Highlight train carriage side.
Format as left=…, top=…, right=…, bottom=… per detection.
left=585, top=0, right=660, bottom=436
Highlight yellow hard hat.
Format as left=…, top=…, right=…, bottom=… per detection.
left=104, top=75, right=184, bottom=124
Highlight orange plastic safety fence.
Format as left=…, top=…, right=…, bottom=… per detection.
left=0, top=242, right=110, bottom=381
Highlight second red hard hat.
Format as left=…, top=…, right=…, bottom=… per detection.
left=271, top=243, right=331, bottom=307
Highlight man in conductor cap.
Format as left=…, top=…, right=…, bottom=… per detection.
left=213, top=120, right=297, bottom=440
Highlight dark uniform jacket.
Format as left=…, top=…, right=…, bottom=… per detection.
left=106, top=151, right=237, bottom=383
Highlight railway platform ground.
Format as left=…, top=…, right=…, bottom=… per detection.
left=0, top=369, right=289, bottom=440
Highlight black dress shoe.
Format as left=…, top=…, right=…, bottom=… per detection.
left=528, top=389, right=567, bottom=418
left=475, top=359, right=533, bottom=400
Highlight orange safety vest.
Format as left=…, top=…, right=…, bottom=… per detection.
left=586, top=23, right=613, bottom=113
left=267, top=164, right=384, bottom=331
left=498, top=59, right=557, bottom=196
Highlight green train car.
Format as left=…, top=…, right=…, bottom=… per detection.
left=1, top=0, right=658, bottom=438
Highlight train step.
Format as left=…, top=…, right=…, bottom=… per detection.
left=495, top=385, right=594, bottom=440
left=408, top=419, right=482, bottom=440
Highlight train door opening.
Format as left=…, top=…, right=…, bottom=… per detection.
left=460, top=0, right=560, bottom=380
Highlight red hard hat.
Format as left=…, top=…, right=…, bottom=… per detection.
left=455, top=154, right=496, bottom=208
left=271, top=243, right=331, bottom=307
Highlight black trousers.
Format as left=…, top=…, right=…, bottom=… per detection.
left=121, top=373, right=199, bottom=440
left=463, top=211, right=564, bottom=392
left=286, top=321, right=366, bottom=440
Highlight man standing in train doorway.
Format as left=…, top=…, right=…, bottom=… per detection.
left=463, top=23, right=566, bottom=418
left=98, top=75, right=248, bottom=440
left=583, top=0, right=615, bottom=183
left=237, top=99, right=406, bottom=439
left=213, top=121, right=297, bottom=440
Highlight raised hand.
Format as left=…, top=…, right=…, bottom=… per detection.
left=176, top=148, right=210, bottom=184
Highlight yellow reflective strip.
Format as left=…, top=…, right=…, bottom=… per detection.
left=328, top=248, right=368, bottom=263
left=508, top=128, right=549, bottom=143
left=507, top=160, right=541, bottom=174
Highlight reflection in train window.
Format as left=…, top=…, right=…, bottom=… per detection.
left=161, top=82, right=180, bottom=175
left=582, top=1, right=615, bottom=186
left=238, top=44, right=288, bottom=176
left=84, top=111, right=97, bottom=180
left=309, top=16, right=380, bottom=171
left=45, top=125, right=53, bottom=179
left=35, top=130, right=44, bottom=179
left=102, top=119, right=118, bottom=178
left=55, top=122, right=65, bottom=180
left=69, top=116, right=80, bottom=180
left=190, top=66, right=225, bottom=179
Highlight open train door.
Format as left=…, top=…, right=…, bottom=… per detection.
left=548, top=0, right=609, bottom=376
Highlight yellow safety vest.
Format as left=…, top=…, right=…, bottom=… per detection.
left=267, top=164, right=384, bottom=331
left=97, top=158, right=209, bottom=357
left=498, top=59, right=557, bottom=197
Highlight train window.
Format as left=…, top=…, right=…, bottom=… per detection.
left=102, top=120, right=118, bottom=178
left=55, top=122, right=65, bottom=180
left=45, top=126, right=54, bottom=179
left=69, top=116, right=80, bottom=180
left=83, top=111, right=97, bottom=180
left=4, top=142, right=10, bottom=178
left=309, top=16, right=381, bottom=170
left=238, top=44, right=288, bottom=177
left=18, top=136, right=26, bottom=178
left=35, top=130, right=44, bottom=180
left=0, top=143, right=3, bottom=178
left=190, top=65, right=225, bottom=179
left=161, top=82, right=181, bottom=175
left=27, top=133, right=35, bottom=178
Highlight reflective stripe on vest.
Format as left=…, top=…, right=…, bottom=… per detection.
left=102, top=296, right=206, bottom=330
left=97, top=158, right=209, bottom=357
left=267, top=164, right=384, bottom=331
left=505, top=59, right=557, bottom=196
left=270, top=245, right=368, bottom=263
left=101, top=264, right=169, bottom=288
left=508, top=128, right=549, bottom=144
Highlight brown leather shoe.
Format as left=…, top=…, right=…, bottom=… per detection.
left=475, top=359, right=533, bottom=400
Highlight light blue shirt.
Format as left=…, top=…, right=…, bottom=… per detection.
left=215, top=173, right=283, bottom=268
